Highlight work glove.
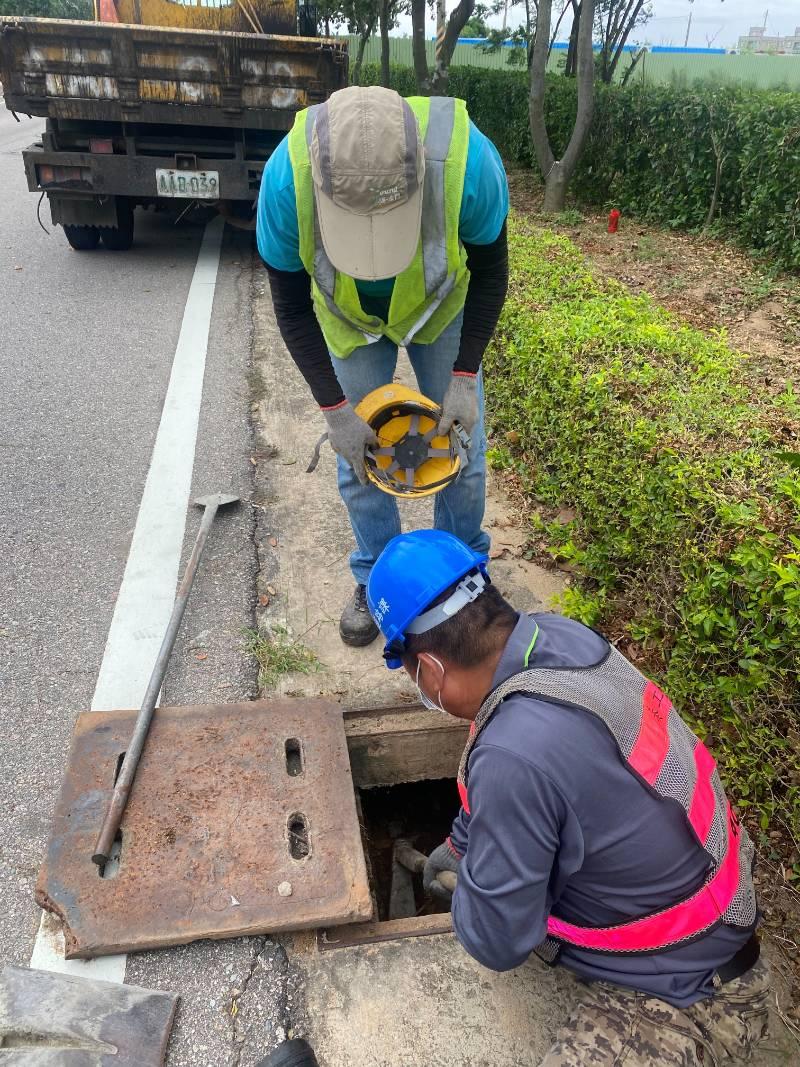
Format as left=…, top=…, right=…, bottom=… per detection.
left=322, top=401, right=378, bottom=486
left=423, top=839, right=461, bottom=906
left=437, top=373, right=478, bottom=438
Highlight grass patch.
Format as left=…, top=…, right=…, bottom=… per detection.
left=631, top=235, right=666, bottom=263
left=243, top=626, right=321, bottom=690
left=487, top=212, right=800, bottom=856
left=554, top=208, right=586, bottom=227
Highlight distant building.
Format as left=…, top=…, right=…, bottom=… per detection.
left=738, top=26, right=800, bottom=54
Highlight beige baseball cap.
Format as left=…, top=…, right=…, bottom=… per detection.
left=310, top=85, right=425, bottom=281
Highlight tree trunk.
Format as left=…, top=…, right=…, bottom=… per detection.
left=411, top=0, right=431, bottom=94
left=620, top=47, right=643, bottom=87
left=528, top=0, right=555, bottom=182
left=542, top=163, right=570, bottom=212
left=352, top=19, right=377, bottom=86
left=565, top=0, right=580, bottom=77
left=704, top=114, right=728, bottom=231
left=380, top=0, right=391, bottom=87
left=428, top=0, right=476, bottom=95
left=607, top=0, right=647, bottom=83
left=530, top=0, right=595, bottom=214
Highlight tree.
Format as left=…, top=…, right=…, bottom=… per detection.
left=481, top=1, right=572, bottom=69
left=479, top=0, right=533, bottom=66
left=0, top=0, right=92, bottom=15
left=379, top=0, right=407, bottom=87
left=461, top=4, right=491, bottom=36
left=343, top=0, right=380, bottom=85
left=529, top=0, right=595, bottom=211
left=594, top=0, right=652, bottom=83
left=315, top=0, right=344, bottom=37
left=411, top=0, right=477, bottom=95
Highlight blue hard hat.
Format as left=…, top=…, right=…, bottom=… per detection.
left=367, top=530, right=489, bottom=669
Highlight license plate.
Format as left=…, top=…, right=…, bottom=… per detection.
left=155, top=168, right=219, bottom=200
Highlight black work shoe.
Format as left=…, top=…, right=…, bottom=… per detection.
left=255, top=1040, right=319, bottom=1067
left=339, top=584, right=379, bottom=647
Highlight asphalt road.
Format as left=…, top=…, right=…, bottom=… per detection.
left=0, top=107, right=287, bottom=1064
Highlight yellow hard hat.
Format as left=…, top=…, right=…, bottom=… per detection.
left=354, top=384, right=470, bottom=499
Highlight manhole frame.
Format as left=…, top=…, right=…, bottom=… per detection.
left=319, top=702, right=467, bottom=950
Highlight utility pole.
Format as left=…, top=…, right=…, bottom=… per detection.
left=502, top=0, right=509, bottom=32
left=684, top=10, right=692, bottom=48
left=436, top=0, right=447, bottom=63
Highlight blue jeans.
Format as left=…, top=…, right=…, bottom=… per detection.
left=332, top=312, right=489, bottom=586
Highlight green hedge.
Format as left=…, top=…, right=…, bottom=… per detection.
left=360, top=64, right=800, bottom=270
left=486, top=215, right=800, bottom=845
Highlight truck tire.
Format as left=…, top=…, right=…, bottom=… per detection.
left=100, top=200, right=135, bottom=251
left=64, top=225, right=100, bottom=251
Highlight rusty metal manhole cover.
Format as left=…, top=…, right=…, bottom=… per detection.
left=37, top=699, right=372, bottom=958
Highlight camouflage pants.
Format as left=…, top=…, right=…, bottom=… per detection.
left=540, top=957, right=771, bottom=1066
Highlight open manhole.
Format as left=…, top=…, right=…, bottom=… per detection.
left=320, top=703, right=469, bottom=949
left=358, top=778, right=460, bottom=922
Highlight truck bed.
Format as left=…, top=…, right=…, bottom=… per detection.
left=0, top=17, right=347, bottom=131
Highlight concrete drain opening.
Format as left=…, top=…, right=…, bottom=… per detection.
left=319, top=703, right=470, bottom=949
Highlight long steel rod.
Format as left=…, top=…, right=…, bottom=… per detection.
left=92, top=495, right=229, bottom=866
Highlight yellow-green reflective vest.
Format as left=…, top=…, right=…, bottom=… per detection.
left=287, top=95, right=470, bottom=359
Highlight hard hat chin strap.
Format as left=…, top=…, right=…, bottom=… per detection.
left=406, top=570, right=487, bottom=636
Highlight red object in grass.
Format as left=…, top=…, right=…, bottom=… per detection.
left=608, top=209, right=621, bottom=234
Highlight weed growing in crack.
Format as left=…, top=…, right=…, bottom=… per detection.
left=242, top=626, right=321, bottom=690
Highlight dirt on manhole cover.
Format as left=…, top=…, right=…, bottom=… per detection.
left=37, top=699, right=372, bottom=958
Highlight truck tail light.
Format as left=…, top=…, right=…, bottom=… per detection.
left=37, top=164, right=91, bottom=188
left=90, top=137, right=114, bottom=154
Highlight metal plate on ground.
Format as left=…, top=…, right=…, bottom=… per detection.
left=0, top=965, right=178, bottom=1065
left=37, top=699, right=373, bottom=959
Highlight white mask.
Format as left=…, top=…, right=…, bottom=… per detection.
left=415, top=655, right=449, bottom=715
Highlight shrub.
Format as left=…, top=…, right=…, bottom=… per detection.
left=487, top=214, right=800, bottom=843
left=359, top=65, right=800, bottom=270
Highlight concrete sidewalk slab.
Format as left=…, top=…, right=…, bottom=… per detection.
left=287, top=931, right=580, bottom=1067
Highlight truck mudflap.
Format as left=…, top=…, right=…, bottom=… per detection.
left=0, top=17, right=348, bottom=131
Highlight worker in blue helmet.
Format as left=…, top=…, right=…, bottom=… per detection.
left=366, top=529, right=769, bottom=1067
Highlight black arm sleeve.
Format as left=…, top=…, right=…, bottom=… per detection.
left=264, top=264, right=345, bottom=409
left=455, top=220, right=509, bottom=375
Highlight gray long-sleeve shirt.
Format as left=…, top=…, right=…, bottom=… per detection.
left=450, top=613, right=754, bottom=1008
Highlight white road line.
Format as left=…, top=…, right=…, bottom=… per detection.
left=30, top=216, right=226, bottom=982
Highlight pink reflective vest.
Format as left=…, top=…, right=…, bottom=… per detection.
left=456, top=642, right=757, bottom=955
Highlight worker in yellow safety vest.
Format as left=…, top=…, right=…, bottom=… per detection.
left=256, top=85, right=509, bottom=646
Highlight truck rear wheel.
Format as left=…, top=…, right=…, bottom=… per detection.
left=64, top=225, right=100, bottom=251
left=100, top=200, right=135, bottom=251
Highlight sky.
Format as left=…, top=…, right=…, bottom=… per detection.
left=637, top=2, right=799, bottom=49
left=396, top=2, right=800, bottom=51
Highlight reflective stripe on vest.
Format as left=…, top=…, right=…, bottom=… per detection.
left=457, top=643, right=757, bottom=954
left=288, top=96, right=470, bottom=357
